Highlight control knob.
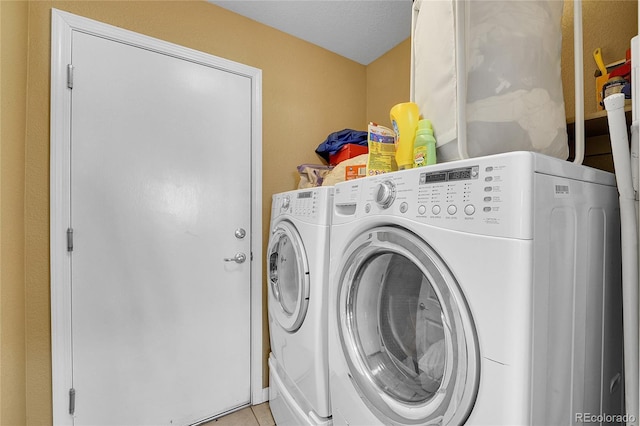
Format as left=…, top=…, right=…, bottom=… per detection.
left=282, top=195, right=290, bottom=210
left=374, top=180, right=396, bottom=209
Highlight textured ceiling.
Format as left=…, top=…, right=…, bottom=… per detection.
left=208, top=0, right=413, bottom=65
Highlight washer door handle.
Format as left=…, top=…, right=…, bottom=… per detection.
left=224, top=253, right=246, bottom=263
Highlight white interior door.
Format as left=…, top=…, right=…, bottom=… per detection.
left=50, top=10, right=262, bottom=426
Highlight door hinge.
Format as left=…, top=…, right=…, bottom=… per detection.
left=67, top=228, right=74, bottom=252
left=68, top=388, right=76, bottom=415
left=67, top=64, right=74, bottom=89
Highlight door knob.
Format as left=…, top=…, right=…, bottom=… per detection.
left=224, top=253, right=246, bottom=264
left=235, top=228, right=246, bottom=239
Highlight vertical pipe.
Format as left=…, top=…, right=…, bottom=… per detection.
left=634, top=9, right=640, bottom=421
left=573, top=0, right=585, bottom=164
left=410, top=1, right=419, bottom=102
left=605, top=93, right=639, bottom=426
left=455, top=0, right=469, bottom=160
left=631, top=37, right=639, bottom=196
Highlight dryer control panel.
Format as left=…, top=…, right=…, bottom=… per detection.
left=271, top=187, right=334, bottom=226
left=333, top=152, right=537, bottom=239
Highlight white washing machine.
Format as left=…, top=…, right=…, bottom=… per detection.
left=268, top=187, right=333, bottom=426
left=328, top=152, right=624, bottom=425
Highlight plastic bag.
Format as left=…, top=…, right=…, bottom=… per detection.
left=297, top=164, right=333, bottom=188
left=412, top=0, right=568, bottom=162
left=315, top=129, right=368, bottom=162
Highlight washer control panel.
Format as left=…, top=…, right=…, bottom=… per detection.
left=334, top=153, right=536, bottom=239
left=417, top=165, right=480, bottom=219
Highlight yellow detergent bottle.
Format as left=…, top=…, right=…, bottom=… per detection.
left=413, top=119, right=437, bottom=167
left=390, top=102, right=420, bottom=170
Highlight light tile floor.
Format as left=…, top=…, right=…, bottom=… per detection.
left=201, top=403, right=274, bottom=426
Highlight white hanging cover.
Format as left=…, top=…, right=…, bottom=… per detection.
left=412, top=0, right=569, bottom=161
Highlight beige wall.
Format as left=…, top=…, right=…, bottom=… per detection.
left=366, top=38, right=412, bottom=129
left=0, top=1, right=412, bottom=424
left=1, top=1, right=28, bottom=425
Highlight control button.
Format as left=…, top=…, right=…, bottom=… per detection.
left=483, top=196, right=492, bottom=202
left=486, top=166, right=493, bottom=172
left=447, top=205, right=457, bottom=215
left=471, top=168, right=479, bottom=178
left=483, top=206, right=492, bottom=212
left=484, top=187, right=493, bottom=192
left=464, top=204, right=475, bottom=215
left=485, top=176, right=493, bottom=182
left=418, top=205, right=427, bottom=215
left=432, top=205, right=441, bottom=215
left=365, top=203, right=371, bottom=213
left=282, top=196, right=290, bottom=210
left=400, top=202, right=408, bottom=213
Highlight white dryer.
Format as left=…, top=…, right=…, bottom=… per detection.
left=328, top=152, right=624, bottom=425
left=268, top=187, right=333, bottom=426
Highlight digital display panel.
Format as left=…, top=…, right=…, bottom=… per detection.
left=425, top=172, right=447, bottom=183
left=421, top=166, right=478, bottom=184
left=448, top=169, right=472, bottom=181
left=297, top=192, right=312, bottom=199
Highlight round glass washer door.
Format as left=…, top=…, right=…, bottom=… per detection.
left=336, top=226, right=480, bottom=425
left=268, top=221, right=310, bottom=332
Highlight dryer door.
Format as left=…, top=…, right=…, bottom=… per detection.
left=268, top=221, right=310, bottom=332
left=336, top=226, right=480, bottom=425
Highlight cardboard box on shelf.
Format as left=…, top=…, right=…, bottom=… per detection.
left=345, top=164, right=367, bottom=181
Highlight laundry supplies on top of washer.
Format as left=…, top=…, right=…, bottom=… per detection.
left=366, top=122, right=397, bottom=175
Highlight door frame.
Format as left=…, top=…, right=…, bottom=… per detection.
left=49, top=9, right=263, bottom=425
